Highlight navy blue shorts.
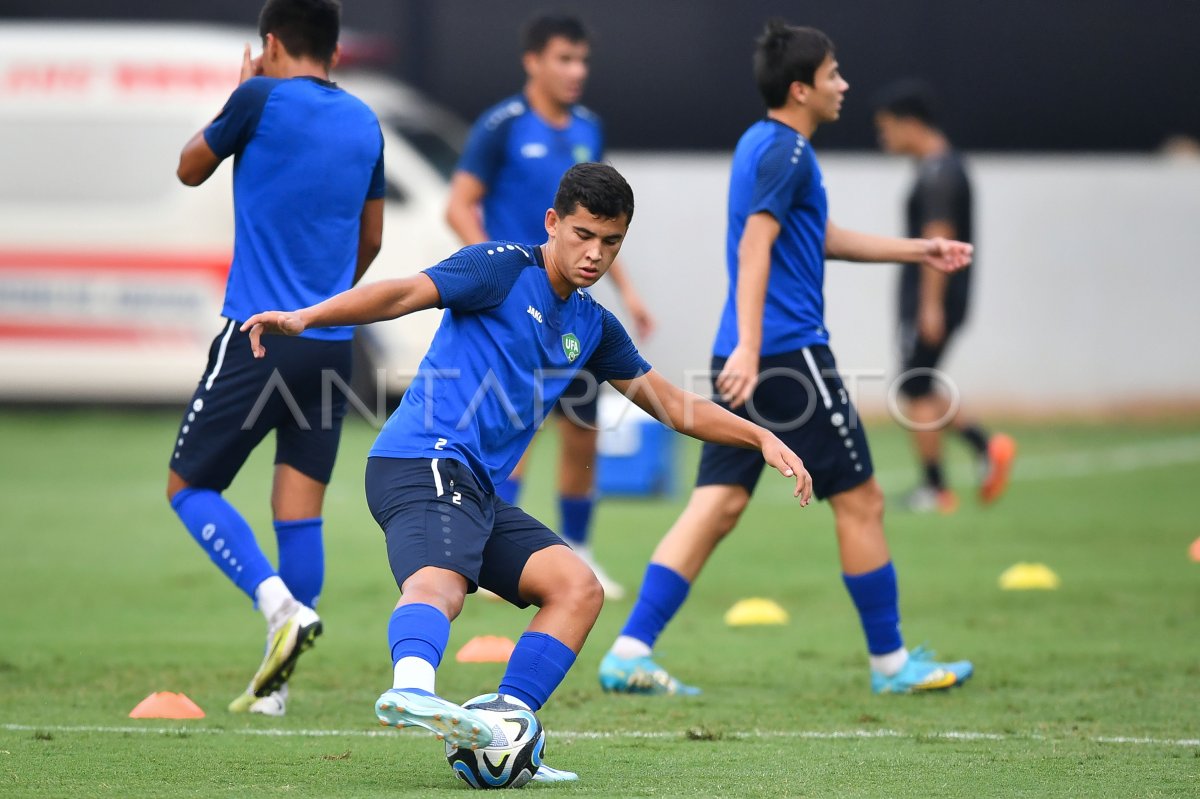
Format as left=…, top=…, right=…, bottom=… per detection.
left=365, top=456, right=566, bottom=607
left=170, top=320, right=353, bottom=491
left=551, top=370, right=599, bottom=428
left=696, top=345, right=873, bottom=500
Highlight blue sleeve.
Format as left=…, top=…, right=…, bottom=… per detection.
left=748, top=135, right=811, bottom=222
left=584, top=307, right=652, bottom=383
left=366, top=130, right=386, bottom=200
left=203, top=77, right=278, bottom=159
left=457, top=111, right=511, bottom=187
left=423, top=244, right=528, bottom=312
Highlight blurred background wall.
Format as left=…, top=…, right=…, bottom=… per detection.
left=7, top=0, right=1199, bottom=152
left=3, top=1, right=1198, bottom=413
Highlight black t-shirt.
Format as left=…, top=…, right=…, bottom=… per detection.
left=898, top=150, right=973, bottom=326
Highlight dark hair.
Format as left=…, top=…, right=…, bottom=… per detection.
left=871, top=79, right=941, bottom=127
left=553, top=163, right=635, bottom=225
left=522, top=14, right=588, bottom=54
left=753, top=19, right=834, bottom=109
left=258, top=0, right=341, bottom=65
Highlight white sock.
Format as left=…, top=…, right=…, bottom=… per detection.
left=869, top=647, right=909, bottom=677
left=255, top=576, right=294, bottom=626
left=393, top=657, right=437, bottom=693
left=611, top=635, right=652, bottom=660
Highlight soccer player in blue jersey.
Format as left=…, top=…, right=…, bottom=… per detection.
left=599, top=21, right=977, bottom=696
left=167, top=0, right=384, bottom=716
left=445, top=15, right=655, bottom=599
left=242, top=163, right=812, bottom=780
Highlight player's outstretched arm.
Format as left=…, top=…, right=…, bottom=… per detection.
left=824, top=219, right=972, bottom=272
left=609, top=370, right=813, bottom=505
left=240, top=273, right=443, bottom=358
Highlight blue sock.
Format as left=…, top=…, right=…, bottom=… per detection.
left=496, top=477, right=522, bottom=505
left=388, top=602, right=451, bottom=669
left=619, top=563, right=690, bottom=650
left=171, top=488, right=275, bottom=600
left=498, top=632, right=577, bottom=712
left=274, top=517, right=324, bottom=609
left=842, top=562, right=904, bottom=655
left=558, top=495, right=593, bottom=547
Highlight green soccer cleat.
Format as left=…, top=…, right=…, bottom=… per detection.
left=871, top=646, right=973, bottom=694
left=375, top=689, right=494, bottom=749
left=598, top=652, right=701, bottom=696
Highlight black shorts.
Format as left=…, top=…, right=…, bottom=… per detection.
left=696, top=345, right=873, bottom=501
left=170, top=319, right=353, bottom=491
left=897, top=319, right=962, bottom=399
left=550, top=370, right=599, bottom=428
left=365, top=456, right=566, bottom=607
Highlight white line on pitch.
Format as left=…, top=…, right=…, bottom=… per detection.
left=3, top=723, right=1197, bottom=748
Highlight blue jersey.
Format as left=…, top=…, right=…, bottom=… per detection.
left=205, top=76, right=385, bottom=341
left=457, top=94, right=604, bottom=243
left=369, top=243, right=650, bottom=491
left=713, top=119, right=829, bottom=357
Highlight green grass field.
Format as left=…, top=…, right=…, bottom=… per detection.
left=2, top=409, right=1199, bottom=797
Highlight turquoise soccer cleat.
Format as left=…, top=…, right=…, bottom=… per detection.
left=871, top=646, right=973, bottom=694
left=598, top=652, right=701, bottom=696
left=375, top=689, right=494, bottom=749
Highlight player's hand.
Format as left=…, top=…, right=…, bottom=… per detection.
left=240, top=311, right=307, bottom=358
left=715, top=344, right=759, bottom=409
left=761, top=435, right=812, bottom=506
left=921, top=238, right=973, bottom=273
left=239, top=44, right=264, bottom=84
left=918, top=303, right=946, bottom=346
left=622, top=292, right=656, bottom=340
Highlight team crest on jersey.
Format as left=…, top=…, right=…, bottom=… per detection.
left=572, top=145, right=593, bottom=163
left=562, top=333, right=581, bottom=362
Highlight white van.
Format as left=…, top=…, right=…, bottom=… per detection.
left=0, top=22, right=464, bottom=404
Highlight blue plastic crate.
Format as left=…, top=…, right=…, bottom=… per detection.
left=595, top=392, right=676, bottom=496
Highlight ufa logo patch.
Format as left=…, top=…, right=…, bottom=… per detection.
left=561, top=333, right=581, bottom=362
left=572, top=145, right=593, bottom=163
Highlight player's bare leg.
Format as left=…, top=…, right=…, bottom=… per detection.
left=830, top=477, right=972, bottom=693
left=599, top=485, right=749, bottom=695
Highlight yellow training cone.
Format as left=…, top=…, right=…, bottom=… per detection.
left=998, top=562, right=1061, bottom=590
left=724, top=598, right=789, bottom=626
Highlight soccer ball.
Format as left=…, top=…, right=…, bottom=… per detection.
left=445, top=693, right=544, bottom=789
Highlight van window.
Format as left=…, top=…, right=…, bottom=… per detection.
left=0, top=115, right=188, bottom=203
left=384, top=116, right=460, bottom=181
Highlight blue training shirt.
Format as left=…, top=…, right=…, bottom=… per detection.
left=204, top=76, right=385, bottom=341
left=713, top=119, right=829, bottom=357
left=369, top=242, right=650, bottom=491
left=457, top=94, right=604, bottom=243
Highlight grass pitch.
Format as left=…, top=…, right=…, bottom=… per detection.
left=1, top=409, right=1198, bottom=797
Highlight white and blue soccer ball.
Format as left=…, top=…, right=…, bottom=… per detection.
left=445, top=693, right=544, bottom=789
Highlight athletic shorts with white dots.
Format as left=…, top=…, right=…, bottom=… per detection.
left=365, top=456, right=567, bottom=608
left=170, top=319, right=352, bottom=491
left=696, top=344, right=874, bottom=501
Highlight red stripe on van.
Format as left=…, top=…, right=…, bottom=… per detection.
left=0, top=321, right=195, bottom=344
left=0, top=251, right=230, bottom=279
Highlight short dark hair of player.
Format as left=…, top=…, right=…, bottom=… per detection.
left=521, top=14, right=588, bottom=54
left=258, top=0, right=341, bottom=66
left=553, top=163, right=635, bottom=226
left=753, top=19, right=835, bottom=109
left=872, top=79, right=941, bottom=128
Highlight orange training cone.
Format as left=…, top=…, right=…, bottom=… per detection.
left=455, top=635, right=516, bottom=663
left=1189, top=536, right=1200, bottom=563
left=128, top=692, right=206, bottom=719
